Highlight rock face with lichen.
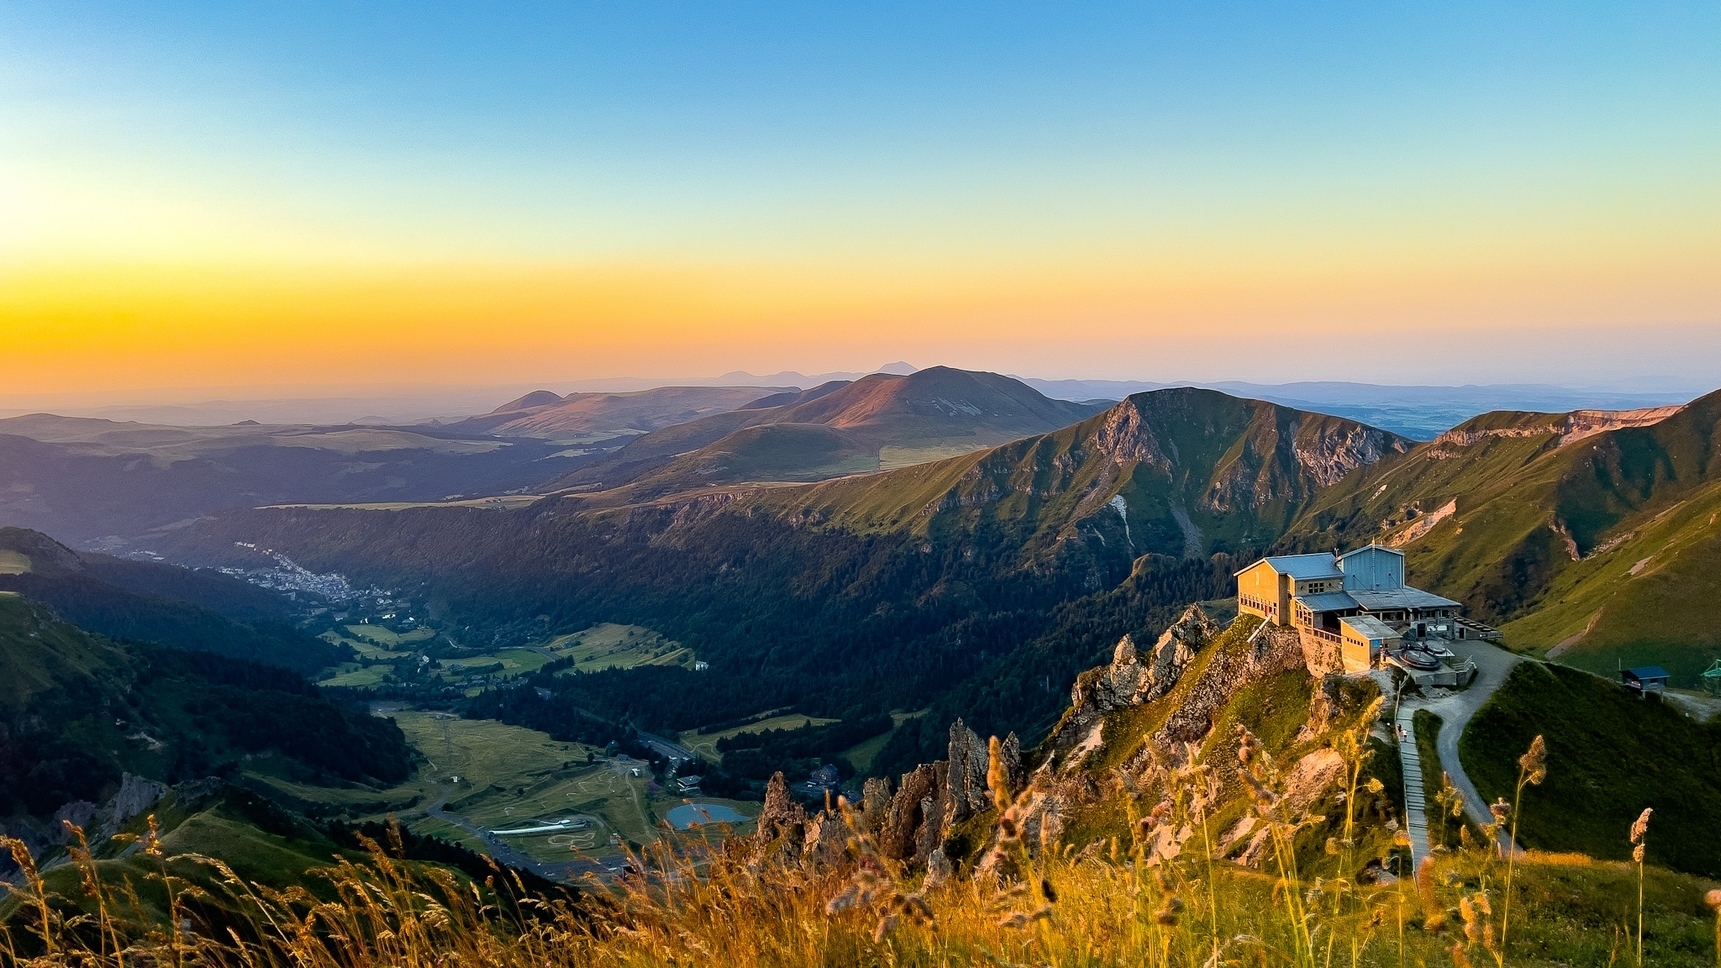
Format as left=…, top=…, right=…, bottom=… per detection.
left=1043, top=604, right=1220, bottom=766
left=869, top=719, right=1023, bottom=868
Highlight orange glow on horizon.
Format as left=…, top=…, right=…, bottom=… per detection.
left=4, top=242, right=1718, bottom=396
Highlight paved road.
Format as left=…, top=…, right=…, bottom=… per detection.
left=1398, top=638, right=1525, bottom=854
left=637, top=731, right=698, bottom=764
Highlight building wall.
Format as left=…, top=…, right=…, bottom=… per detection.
left=1237, top=562, right=1290, bottom=625
left=1341, top=546, right=1405, bottom=591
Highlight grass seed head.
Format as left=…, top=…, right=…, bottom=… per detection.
left=1629, top=807, right=1652, bottom=846
left=1518, top=735, right=1548, bottom=785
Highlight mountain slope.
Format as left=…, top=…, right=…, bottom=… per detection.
left=0, top=592, right=408, bottom=821
left=150, top=389, right=1406, bottom=766
left=455, top=385, right=791, bottom=439
left=1288, top=388, right=1721, bottom=679
left=760, top=386, right=1409, bottom=558
left=547, top=367, right=1109, bottom=492
left=0, top=528, right=345, bottom=675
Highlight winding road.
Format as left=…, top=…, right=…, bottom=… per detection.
left=1397, top=638, right=1525, bottom=855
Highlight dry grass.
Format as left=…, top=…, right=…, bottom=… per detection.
left=6, top=733, right=1719, bottom=967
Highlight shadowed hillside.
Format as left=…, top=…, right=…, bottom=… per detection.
left=0, top=528, right=344, bottom=675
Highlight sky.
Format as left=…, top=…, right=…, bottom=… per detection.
left=2, top=2, right=1719, bottom=399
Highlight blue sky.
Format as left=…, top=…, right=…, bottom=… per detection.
left=2, top=2, right=1718, bottom=391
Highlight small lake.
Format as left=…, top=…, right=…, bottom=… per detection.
left=666, top=803, right=747, bottom=830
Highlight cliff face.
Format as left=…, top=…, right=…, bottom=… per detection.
left=799, top=608, right=1371, bottom=875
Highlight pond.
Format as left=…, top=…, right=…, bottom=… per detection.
left=666, top=803, right=748, bottom=830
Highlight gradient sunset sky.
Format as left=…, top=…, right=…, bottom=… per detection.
left=3, top=2, right=1718, bottom=398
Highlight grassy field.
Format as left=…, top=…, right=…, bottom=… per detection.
left=538, top=623, right=696, bottom=672
left=1502, top=477, right=1721, bottom=682
left=683, top=713, right=841, bottom=762
left=245, top=711, right=752, bottom=865
left=0, top=550, right=30, bottom=575
left=316, top=664, right=390, bottom=687
left=343, top=624, right=436, bottom=649
left=1462, top=660, right=1721, bottom=877
left=839, top=709, right=925, bottom=772
left=439, top=647, right=556, bottom=678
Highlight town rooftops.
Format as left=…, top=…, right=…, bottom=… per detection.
left=1349, top=587, right=1461, bottom=611
left=1236, top=553, right=1342, bottom=580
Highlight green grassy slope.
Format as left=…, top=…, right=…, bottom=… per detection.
left=761, top=386, right=1409, bottom=558
left=1289, top=388, right=1721, bottom=677
left=0, top=594, right=408, bottom=817
left=1461, top=661, right=1721, bottom=877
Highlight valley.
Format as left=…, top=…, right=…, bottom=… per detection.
left=4, top=371, right=1719, bottom=964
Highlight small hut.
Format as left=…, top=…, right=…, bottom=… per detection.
left=1621, top=666, right=1670, bottom=696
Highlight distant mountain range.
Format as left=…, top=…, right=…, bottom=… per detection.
left=453, top=385, right=797, bottom=440
left=540, top=366, right=1105, bottom=495
left=0, top=414, right=586, bottom=544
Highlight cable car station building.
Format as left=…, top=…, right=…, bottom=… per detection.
left=1236, top=545, right=1497, bottom=675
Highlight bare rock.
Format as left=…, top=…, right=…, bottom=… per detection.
left=1283, top=748, right=1347, bottom=814
left=945, top=719, right=989, bottom=823
left=879, top=763, right=939, bottom=862
left=801, top=810, right=851, bottom=868
left=112, top=773, right=168, bottom=827
left=50, top=801, right=99, bottom=844
left=1048, top=605, right=1218, bottom=765
left=925, top=847, right=953, bottom=887
left=860, top=777, right=892, bottom=829
left=1151, top=620, right=1303, bottom=752
left=757, top=772, right=807, bottom=844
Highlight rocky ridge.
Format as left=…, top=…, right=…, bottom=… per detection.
left=757, top=605, right=1368, bottom=874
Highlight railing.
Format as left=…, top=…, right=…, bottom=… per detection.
left=1299, top=624, right=1342, bottom=644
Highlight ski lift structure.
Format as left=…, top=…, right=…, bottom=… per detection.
left=1703, top=659, right=1721, bottom=697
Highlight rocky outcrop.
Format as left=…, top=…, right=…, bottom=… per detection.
left=879, top=763, right=940, bottom=862
left=871, top=718, right=1028, bottom=868
left=1151, top=622, right=1304, bottom=753
left=801, top=810, right=852, bottom=868
left=112, top=774, right=168, bottom=828
left=756, top=772, right=807, bottom=848
left=1283, top=748, right=1347, bottom=813
left=945, top=720, right=990, bottom=821
left=1433, top=406, right=1684, bottom=451
left=1046, top=605, right=1219, bottom=763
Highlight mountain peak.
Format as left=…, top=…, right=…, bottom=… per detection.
left=490, top=390, right=565, bottom=414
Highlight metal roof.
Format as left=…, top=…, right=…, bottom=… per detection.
left=1340, top=615, right=1401, bottom=641
left=1238, top=553, right=1342, bottom=580
left=1624, top=666, right=1670, bottom=680
left=1338, top=543, right=1404, bottom=561
left=1296, top=591, right=1358, bottom=612
left=1350, top=587, right=1461, bottom=610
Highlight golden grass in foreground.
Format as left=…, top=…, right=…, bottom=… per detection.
left=5, top=731, right=1721, bottom=967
